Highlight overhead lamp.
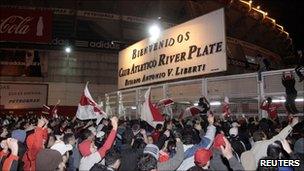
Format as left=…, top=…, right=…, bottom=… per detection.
left=65, top=46, right=71, bottom=53
left=148, top=24, right=161, bottom=40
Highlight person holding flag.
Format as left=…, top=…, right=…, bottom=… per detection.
left=222, top=96, right=231, bottom=119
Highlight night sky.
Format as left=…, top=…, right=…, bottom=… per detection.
left=257, top=0, right=304, bottom=50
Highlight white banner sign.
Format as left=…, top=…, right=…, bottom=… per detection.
left=118, top=8, right=227, bottom=89
left=0, top=83, right=48, bottom=109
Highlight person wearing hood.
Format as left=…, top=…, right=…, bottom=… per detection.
left=78, top=117, right=118, bottom=170
left=22, top=117, right=49, bottom=171
left=177, top=114, right=216, bottom=171
left=241, top=117, right=299, bottom=170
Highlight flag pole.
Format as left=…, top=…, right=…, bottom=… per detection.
left=51, top=99, right=61, bottom=117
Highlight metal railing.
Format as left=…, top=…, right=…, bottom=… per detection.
left=105, top=68, right=304, bottom=119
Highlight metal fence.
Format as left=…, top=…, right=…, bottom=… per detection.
left=105, top=68, right=304, bottom=119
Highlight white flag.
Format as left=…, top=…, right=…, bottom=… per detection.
left=76, top=83, right=107, bottom=124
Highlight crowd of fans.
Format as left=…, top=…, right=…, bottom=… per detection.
left=0, top=106, right=303, bottom=171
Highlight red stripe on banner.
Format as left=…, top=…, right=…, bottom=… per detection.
left=79, top=93, right=101, bottom=113
left=148, top=97, right=164, bottom=122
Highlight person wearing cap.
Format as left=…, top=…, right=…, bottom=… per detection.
left=177, top=114, right=216, bottom=171
left=187, top=148, right=212, bottom=171
left=0, top=138, right=19, bottom=171
left=209, top=134, right=244, bottom=171
left=78, top=117, right=118, bottom=171
left=241, top=117, right=299, bottom=170
left=22, top=117, right=49, bottom=171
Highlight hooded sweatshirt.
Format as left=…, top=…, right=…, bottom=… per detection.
left=79, top=129, right=117, bottom=170
left=22, top=127, right=48, bottom=171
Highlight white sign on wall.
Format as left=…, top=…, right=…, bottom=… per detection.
left=0, top=83, right=48, bottom=109
left=118, top=8, right=227, bottom=89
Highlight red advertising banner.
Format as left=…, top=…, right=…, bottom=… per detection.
left=0, top=8, right=52, bottom=43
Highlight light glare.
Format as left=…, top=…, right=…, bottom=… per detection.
left=65, top=47, right=71, bottom=53
left=149, top=24, right=161, bottom=40
left=210, top=101, right=221, bottom=106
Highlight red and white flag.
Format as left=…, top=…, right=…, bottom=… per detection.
left=157, top=98, right=174, bottom=107
left=140, top=88, right=164, bottom=127
left=222, top=96, right=231, bottom=118
left=180, top=105, right=204, bottom=119
left=51, top=100, right=60, bottom=118
left=76, top=83, right=107, bottom=124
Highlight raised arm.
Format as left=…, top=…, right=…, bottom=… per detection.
left=184, top=115, right=216, bottom=158
left=221, top=137, right=244, bottom=171
left=158, top=138, right=184, bottom=171
left=269, top=117, right=298, bottom=143
left=98, top=117, right=118, bottom=158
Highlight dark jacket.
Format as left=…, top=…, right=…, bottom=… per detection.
left=228, top=136, right=246, bottom=160
left=187, top=165, right=209, bottom=171
left=282, top=77, right=297, bottom=95
left=119, top=144, right=142, bottom=171
left=17, top=142, right=26, bottom=171
left=210, top=148, right=244, bottom=171
left=90, top=164, right=116, bottom=171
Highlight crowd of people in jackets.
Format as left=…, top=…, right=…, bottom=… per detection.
left=0, top=103, right=303, bottom=171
